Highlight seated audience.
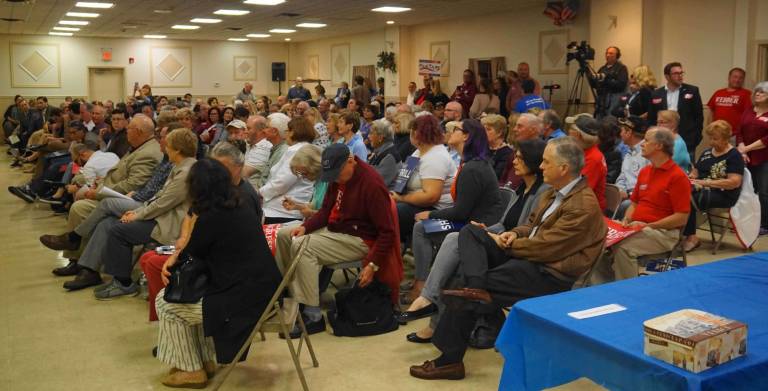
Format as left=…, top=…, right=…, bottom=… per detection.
left=539, top=109, right=566, bottom=140
left=480, top=114, right=512, bottom=180
left=282, top=144, right=327, bottom=219
left=368, top=120, right=401, bottom=188
left=337, top=112, right=368, bottom=162
left=614, top=116, right=650, bottom=218
left=567, top=115, right=608, bottom=210
left=499, top=113, right=542, bottom=188
left=392, top=112, right=416, bottom=161
left=252, top=113, right=290, bottom=188
left=242, top=115, right=270, bottom=189
left=469, top=78, right=500, bottom=119
left=598, top=116, right=623, bottom=184
left=199, top=107, right=223, bottom=145
left=405, top=119, right=503, bottom=304
left=155, top=158, right=280, bottom=388
left=391, top=115, right=457, bottom=243
left=590, top=127, right=691, bottom=284
left=683, top=120, right=744, bottom=251
left=259, top=117, right=317, bottom=223
left=656, top=110, right=692, bottom=171
left=274, top=143, right=399, bottom=337
left=400, top=139, right=549, bottom=344
left=305, top=107, right=329, bottom=149
left=409, top=137, right=606, bottom=380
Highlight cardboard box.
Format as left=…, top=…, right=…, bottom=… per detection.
left=643, top=309, right=747, bottom=373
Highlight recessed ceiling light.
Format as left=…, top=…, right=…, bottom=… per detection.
left=269, top=28, right=295, bottom=33
left=284, top=38, right=291, bottom=41
left=53, top=26, right=80, bottom=31
left=372, top=6, right=412, bottom=13
left=296, top=23, right=326, bottom=28
left=59, top=20, right=90, bottom=25
left=75, top=2, right=114, bottom=9
left=154, top=9, right=172, bottom=14
left=172, top=25, right=200, bottom=30
left=66, top=12, right=100, bottom=18
left=386, top=20, right=395, bottom=24
left=144, top=34, right=166, bottom=39
left=190, top=18, right=222, bottom=24
left=49, top=32, right=73, bottom=36
left=228, top=38, right=248, bottom=42
left=243, top=0, right=286, bottom=5
left=214, top=9, right=250, bottom=16
left=246, top=33, right=271, bottom=38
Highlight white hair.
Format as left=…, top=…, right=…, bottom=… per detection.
left=267, top=112, right=291, bottom=137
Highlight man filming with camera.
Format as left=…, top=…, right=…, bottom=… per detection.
left=592, top=46, right=628, bottom=118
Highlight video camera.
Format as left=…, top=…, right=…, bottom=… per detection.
left=566, top=41, right=595, bottom=69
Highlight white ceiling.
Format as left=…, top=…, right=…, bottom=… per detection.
left=0, top=0, right=543, bottom=43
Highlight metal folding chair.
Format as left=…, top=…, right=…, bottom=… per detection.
left=212, top=236, right=319, bottom=391
left=604, top=183, right=622, bottom=218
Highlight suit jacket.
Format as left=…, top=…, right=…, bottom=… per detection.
left=100, top=138, right=164, bottom=196
left=133, top=157, right=195, bottom=245
left=509, top=178, right=607, bottom=279
left=647, top=83, right=704, bottom=151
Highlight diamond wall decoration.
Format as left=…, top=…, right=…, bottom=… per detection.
left=18, top=50, right=54, bottom=81
left=157, top=53, right=185, bottom=81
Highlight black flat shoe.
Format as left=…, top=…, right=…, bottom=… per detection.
left=279, top=316, right=326, bottom=339
left=396, top=303, right=437, bottom=324
left=52, top=260, right=81, bottom=277
left=152, top=346, right=158, bottom=357
left=406, top=332, right=432, bottom=344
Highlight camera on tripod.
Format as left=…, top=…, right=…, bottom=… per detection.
left=564, top=41, right=598, bottom=116
left=566, top=41, right=595, bottom=69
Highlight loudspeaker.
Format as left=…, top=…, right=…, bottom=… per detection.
left=271, top=62, right=286, bottom=82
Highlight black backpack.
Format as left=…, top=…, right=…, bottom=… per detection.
left=328, top=279, right=399, bottom=337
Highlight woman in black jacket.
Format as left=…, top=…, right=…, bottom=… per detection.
left=155, top=159, right=281, bottom=388
left=404, top=118, right=503, bottom=303
left=616, top=65, right=657, bottom=118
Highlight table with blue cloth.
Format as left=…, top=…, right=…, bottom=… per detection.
left=496, top=253, right=768, bottom=391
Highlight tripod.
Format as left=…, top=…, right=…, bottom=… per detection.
left=565, top=65, right=598, bottom=116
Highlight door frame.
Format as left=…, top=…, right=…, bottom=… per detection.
left=86, top=66, right=126, bottom=103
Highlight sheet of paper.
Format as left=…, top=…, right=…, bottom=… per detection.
left=98, top=186, right=133, bottom=201
left=568, top=304, right=627, bottom=319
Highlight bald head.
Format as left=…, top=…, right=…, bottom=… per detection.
left=444, top=101, right=463, bottom=121
left=246, top=115, right=267, bottom=144
left=127, top=114, right=156, bottom=147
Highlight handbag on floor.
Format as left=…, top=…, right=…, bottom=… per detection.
left=328, top=279, right=399, bottom=337
left=163, top=252, right=209, bottom=304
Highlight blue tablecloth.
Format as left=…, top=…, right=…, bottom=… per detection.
left=496, top=253, right=768, bottom=391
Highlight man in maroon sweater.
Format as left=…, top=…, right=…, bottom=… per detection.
left=274, top=143, right=399, bottom=336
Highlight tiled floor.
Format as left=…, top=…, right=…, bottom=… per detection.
left=0, top=153, right=763, bottom=391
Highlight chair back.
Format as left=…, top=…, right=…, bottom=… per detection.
left=498, top=186, right=518, bottom=223
left=604, top=183, right=622, bottom=217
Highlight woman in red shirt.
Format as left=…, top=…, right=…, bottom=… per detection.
left=735, top=82, right=768, bottom=231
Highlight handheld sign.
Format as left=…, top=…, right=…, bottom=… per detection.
left=418, top=59, right=442, bottom=76
left=604, top=217, right=643, bottom=248
left=393, top=156, right=419, bottom=194
left=422, top=219, right=466, bottom=234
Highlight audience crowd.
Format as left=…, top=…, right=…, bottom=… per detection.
left=2, top=47, right=765, bottom=387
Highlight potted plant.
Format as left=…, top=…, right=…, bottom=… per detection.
left=377, top=51, right=397, bottom=74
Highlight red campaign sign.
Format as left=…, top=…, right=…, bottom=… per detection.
left=418, top=59, right=442, bottom=76
left=604, top=217, right=642, bottom=248
left=263, top=223, right=282, bottom=255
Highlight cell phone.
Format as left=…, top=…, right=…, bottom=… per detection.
left=155, top=245, right=175, bottom=255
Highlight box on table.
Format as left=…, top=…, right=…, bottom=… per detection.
left=643, top=309, right=747, bottom=373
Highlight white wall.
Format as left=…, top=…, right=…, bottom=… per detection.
left=0, top=34, right=288, bottom=102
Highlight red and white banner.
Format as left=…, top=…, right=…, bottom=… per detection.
left=418, top=59, right=442, bottom=76
left=263, top=223, right=282, bottom=255
left=604, top=217, right=642, bottom=248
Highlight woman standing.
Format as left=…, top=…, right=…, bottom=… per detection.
left=155, top=159, right=281, bottom=388
left=427, top=80, right=450, bottom=108
left=736, top=81, right=768, bottom=233
left=469, top=78, right=500, bottom=119
left=622, top=65, right=657, bottom=118
left=494, top=77, right=510, bottom=118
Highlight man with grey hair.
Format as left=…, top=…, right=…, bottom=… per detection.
left=252, top=113, right=290, bottom=188
left=236, top=82, right=255, bottom=103
left=295, top=101, right=310, bottom=118
left=242, top=115, right=270, bottom=189
left=513, top=113, right=543, bottom=141
left=368, top=120, right=400, bottom=188
left=589, top=127, right=691, bottom=284
left=567, top=115, right=607, bottom=210
left=317, top=98, right=330, bottom=121
left=411, top=137, right=606, bottom=381
left=539, top=109, right=565, bottom=139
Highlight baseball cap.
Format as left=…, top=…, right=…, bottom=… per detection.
left=564, top=112, right=593, bottom=125
left=227, top=119, right=246, bottom=129
left=618, top=115, right=648, bottom=134
left=320, top=143, right=352, bottom=183
left=572, top=116, right=600, bottom=136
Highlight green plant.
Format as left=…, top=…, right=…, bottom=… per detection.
left=377, top=51, right=397, bottom=73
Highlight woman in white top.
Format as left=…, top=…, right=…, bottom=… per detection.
left=469, top=77, right=501, bottom=119
left=391, top=115, right=456, bottom=243
left=259, top=117, right=317, bottom=224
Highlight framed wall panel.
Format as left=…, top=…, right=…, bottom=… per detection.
left=306, top=54, right=319, bottom=79
left=430, top=41, right=451, bottom=77
left=233, top=56, right=258, bottom=81
left=539, top=30, right=570, bottom=75
left=150, top=46, right=192, bottom=87
left=10, top=42, right=61, bottom=88
left=330, top=43, right=350, bottom=87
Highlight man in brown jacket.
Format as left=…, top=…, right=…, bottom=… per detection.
left=410, top=137, right=607, bottom=381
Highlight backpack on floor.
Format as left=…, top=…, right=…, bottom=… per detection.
left=328, top=279, right=399, bottom=337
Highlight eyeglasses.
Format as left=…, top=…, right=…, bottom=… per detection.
left=669, top=71, right=684, bottom=76
left=452, top=127, right=464, bottom=133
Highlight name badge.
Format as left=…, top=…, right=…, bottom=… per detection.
left=652, top=98, right=662, bottom=104
left=640, top=184, right=648, bottom=191
left=684, top=93, right=693, bottom=99
left=759, top=117, right=768, bottom=123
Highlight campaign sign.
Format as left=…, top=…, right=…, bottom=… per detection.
left=418, top=59, right=442, bottom=76
left=393, top=156, right=420, bottom=194
left=422, top=219, right=465, bottom=234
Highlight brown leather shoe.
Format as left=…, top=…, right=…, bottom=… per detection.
left=442, top=288, right=493, bottom=304
left=162, top=369, right=207, bottom=388
left=52, top=260, right=81, bottom=277
left=39, top=233, right=80, bottom=251
left=410, top=360, right=465, bottom=380
left=203, top=361, right=216, bottom=378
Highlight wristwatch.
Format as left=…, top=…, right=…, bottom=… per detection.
left=367, top=263, right=380, bottom=272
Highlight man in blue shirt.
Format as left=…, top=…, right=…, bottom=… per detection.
left=287, top=77, right=312, bottom=101
left=337, top=112, right=368, bottom=162
left=539, top=109, right=566, bottom=139
left=514, top=79, right=550, bottom=113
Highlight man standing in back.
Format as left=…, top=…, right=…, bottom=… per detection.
left=707, top=68, right=751, bottom=132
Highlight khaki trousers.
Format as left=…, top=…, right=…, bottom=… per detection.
left=590, top=226, right=679, bottom=284
left=275, top=226, right=368, bottom=307
left=63, top=199, right=99, bottom=260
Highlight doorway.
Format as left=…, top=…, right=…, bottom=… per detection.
left=88, top=67, right=125, bottom=103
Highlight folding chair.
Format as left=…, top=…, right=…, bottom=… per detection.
left=638, top=228, right=688, bottom=275
left=213, top=236, right=319, bottom=391
left=699, top=208, right=732, bottom=254
left=324, top=260, right=363, bottom=290
left=571, top=241, right=606, bottom=289
left=604, top=183, right=622, bottom=218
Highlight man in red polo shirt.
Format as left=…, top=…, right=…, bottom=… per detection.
left=591, top=127, right=690, bottom=283
left=708, top=68, right=752, bottom=132
left=567, top=114, right=607, bottom=210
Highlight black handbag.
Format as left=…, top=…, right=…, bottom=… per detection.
left=327, top=279, right=399, bottom=337
left=163, top=252, right=209, bottom=304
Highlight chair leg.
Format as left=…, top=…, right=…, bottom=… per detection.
left=297, top=311, right=320, bottom=367
left=277, top=303, right=311, bottom=391
left=260, top=331, right=266, bottom=341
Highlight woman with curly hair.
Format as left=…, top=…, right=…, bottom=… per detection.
left=621, top=65, right=657, bottom=118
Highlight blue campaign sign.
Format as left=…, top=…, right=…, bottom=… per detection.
left=392, top=156, right=420, bottom=194
left=422, top=219, right=465, bottom=234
